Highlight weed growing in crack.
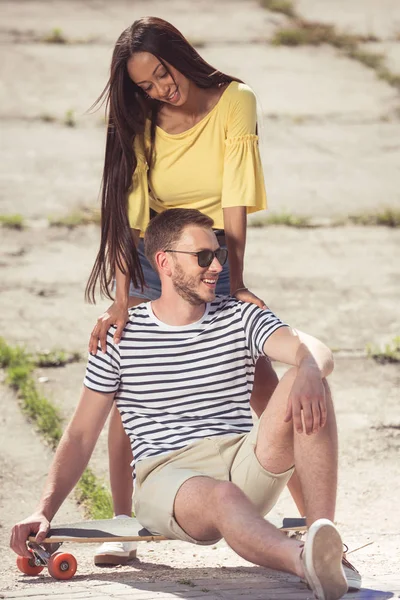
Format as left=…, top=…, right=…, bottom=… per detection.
left=0, top=214, right=25, bottom=230
left=0, top=338, right=113, bottom=518
left=367, top=337, right=400, bottom=364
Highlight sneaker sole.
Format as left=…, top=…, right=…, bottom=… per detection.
left=303, top=519, right=348, bottom=600
left=94, top=549, right=137, bottom=566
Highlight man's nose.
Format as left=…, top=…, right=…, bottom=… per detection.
left=210, top=256, right=223, bottom=272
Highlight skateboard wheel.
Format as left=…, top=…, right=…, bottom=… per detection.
left=48, top=552, right=77, bottom=580
left=16, top=553, right=44, bottom=576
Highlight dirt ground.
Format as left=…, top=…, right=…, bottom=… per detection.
left=0, top=0, right=399, bottom=597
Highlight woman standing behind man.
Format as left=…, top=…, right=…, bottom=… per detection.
left=86, top=16, right=289, bottom=565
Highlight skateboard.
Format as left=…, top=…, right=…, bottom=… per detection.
left=16, top=516, right=307, bottom=580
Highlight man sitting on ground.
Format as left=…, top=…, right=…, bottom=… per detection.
left=11, top=208, right=359, bottom=600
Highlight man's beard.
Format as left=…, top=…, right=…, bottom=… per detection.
left=171, top=263, right=206, bottom=306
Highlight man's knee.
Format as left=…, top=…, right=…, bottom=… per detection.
left=211, top=481, right=245, bottom=510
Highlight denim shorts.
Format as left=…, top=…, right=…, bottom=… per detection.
left=129, top=238, right=230, bottom=300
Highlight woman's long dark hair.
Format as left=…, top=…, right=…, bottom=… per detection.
left=85, top=16, right=242, bottom=303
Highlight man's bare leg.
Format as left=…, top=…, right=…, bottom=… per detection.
left=174, top=476, right=305, bottom=576
left=251, top=359, right=308, bottom=518
left=173, top=370, right=345, bottom=598
left=255, top=369, right=338, bottom=525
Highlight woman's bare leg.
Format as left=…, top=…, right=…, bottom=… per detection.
left=108, top=295, right=149, bottom=516
left=250, top=357, right=279, bottom=418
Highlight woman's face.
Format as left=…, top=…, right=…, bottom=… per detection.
left=127, top=52, right=190, bottom=106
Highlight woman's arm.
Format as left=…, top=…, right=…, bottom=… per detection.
left=223, top=206, right=266, bottom=309
left=89, top=228, right=140, bottom=354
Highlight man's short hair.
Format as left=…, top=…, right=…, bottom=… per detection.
left=144, top=208, right=214, bottom=271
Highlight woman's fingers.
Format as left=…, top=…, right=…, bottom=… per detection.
left=113, top=320, right=125, bottom=345
left=98, top=315, right=113, bottom=353
left=89, top=304, right=129, bottom=354
left=234, top=289, right=267, bottom=310
left=89, top=324, right=101, bottom=355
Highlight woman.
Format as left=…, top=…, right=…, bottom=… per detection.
left=86, top=15, right=292, bottom=565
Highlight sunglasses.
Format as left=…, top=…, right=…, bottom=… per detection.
left=165, top=248, right=228, bottom=268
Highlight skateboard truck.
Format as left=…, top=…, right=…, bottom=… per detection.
left=27, top=541, right=62, bottom=565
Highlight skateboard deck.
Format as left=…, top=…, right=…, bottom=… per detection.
left=27, top=516, right=306, bottom=544
left=18, top=517, right=307, bottom=580
left=28, top=517, right=169, bottom=543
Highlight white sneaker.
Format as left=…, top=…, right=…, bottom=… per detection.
left=94, top=540, right=138, bottom=566
left=301, top=519, right=348, bottom=600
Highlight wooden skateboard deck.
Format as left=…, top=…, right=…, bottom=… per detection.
left=18, top=517, right=307, bottom=580
left=27, top=516, right=306, bottom=544
left=28, top=517, right=169, bottom=544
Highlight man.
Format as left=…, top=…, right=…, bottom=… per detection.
left=11, top=208, right=359, bottom=599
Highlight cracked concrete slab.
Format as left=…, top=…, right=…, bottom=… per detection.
left=0, top=0, right=286, bottom=45
left=295, top=0, right=400, bottom=40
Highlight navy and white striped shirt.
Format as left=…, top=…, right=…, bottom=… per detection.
left=84, top=296, right=287, bottom=469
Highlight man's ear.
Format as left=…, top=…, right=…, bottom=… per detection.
left=155, top=250, right=173, bottom=276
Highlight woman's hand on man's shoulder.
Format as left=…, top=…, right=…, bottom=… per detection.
left=89, top=302, right=129, bottom=354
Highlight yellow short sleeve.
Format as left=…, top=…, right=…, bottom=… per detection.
left=221, top=84, right=267, bottom=213
left=127, top=134, right=150, bottom=233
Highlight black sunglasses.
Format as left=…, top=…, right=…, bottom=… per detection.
left=165, top=248, right=228, bottom=268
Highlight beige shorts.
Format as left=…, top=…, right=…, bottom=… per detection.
left=133, top=422, right=294, bottom=545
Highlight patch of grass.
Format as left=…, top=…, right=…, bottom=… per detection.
left=348, top=209, right=400, bottom=228
left=64, top=109, right=76, bottom=127
left=250, top=212, right=312, bottom=228
left=39, top=113, right=57, bottom=123
left=367, top=336, right=400, bottom=364
left=0, top=337, right=112, bottom=517
left=260, top=0, right=297, bottom=18
left=346, top=48, right=385, bottom=70
left=272, top=20, right=359, bottom=48
left=35, top=349, right=81, bottom=368
left=41, top=27, right=67, bottom=44
left=6, top=362, right=35, bottom=389
left=178, top=579, right=196, bottom=587
left=75, top=468, right=113, bottom=519
left=270, top=15, right=400, bottom=92
left=377, top=66, right=400, bottom=90
left=2, top=340, right=62, bottom=448
left=20, top=380, right=63, bottom=447
left=49, top=207, right=101, bottom=229
left=0, top=214, right=25, bottom=230
left=0, top=338, right=29, bottom=368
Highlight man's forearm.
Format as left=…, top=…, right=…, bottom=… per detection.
left=35, top=427, right=94, bottom=521
left=295, top=339, right=334, bottom=379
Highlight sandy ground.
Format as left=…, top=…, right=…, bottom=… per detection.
left=0, top=0, right=399, bottom=597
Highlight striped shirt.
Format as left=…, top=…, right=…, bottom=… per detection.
left=84, top=296, right=287, bottom=469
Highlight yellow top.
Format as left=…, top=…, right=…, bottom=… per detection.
left=127, top=81, right=267, bottom=235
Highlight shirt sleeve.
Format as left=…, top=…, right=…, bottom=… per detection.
left=221, top=83, right=267, bottom=213
left=83, top=328, right=121, bottom=394
left=240, top=302, right=288, bottom=361
left=127, top=133, right=150, bottom=234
